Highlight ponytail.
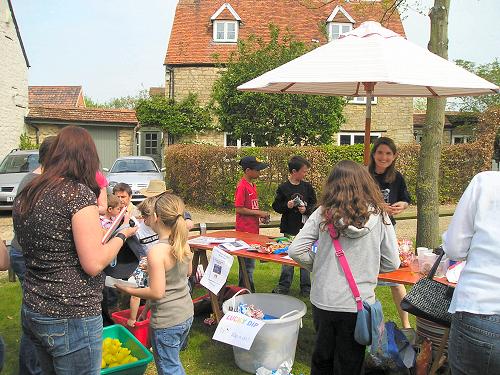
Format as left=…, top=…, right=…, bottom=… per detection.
left=169, top=215, right=191, bottom=262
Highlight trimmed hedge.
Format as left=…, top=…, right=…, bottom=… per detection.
left=164, top=140, right=492, bottom=209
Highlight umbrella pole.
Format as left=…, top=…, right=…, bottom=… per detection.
left=363, top=82, right=375, bottom=165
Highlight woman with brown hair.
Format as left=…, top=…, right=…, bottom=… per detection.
left=13, top=126, right=137, bottom=375
left=369, top=137, right=412, bottom=329
left=289, top=160, right=400, bottom=375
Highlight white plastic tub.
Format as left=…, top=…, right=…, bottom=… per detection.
left=222, top=293, right=307, bottom=374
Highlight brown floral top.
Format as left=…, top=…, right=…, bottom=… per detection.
left=13, top=181, right=104, bottom=318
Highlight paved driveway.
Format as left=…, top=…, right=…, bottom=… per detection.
left=0, top=212, right=13, bottom=242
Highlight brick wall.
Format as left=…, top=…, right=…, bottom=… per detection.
left=0, top=0, right=29, bottom=158
left=170, top=66, right=414, bottom=146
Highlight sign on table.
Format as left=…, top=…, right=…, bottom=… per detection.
left=200, top=247, right=234, bottom=295
left=212, top=311, right=265, bottom=350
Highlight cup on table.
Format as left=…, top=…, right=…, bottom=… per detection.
left=409, top=257, right=420, bottom=273
left=416, top=247, right=432, bottom=257
left=435, top=258, right=450, bottom=278
left=418, top=252, right=438, bottom=276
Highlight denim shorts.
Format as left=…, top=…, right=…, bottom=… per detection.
left=449, top=311, right=500, bottom=375
left=151, top=316, right=193, bottom=375
left=22, top=306, right=103, bottom=375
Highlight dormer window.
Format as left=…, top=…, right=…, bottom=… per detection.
left=326, top=5, right=355, bottom=41
left=213, top=21, right=238, bottom=42
left=211, top=3, right=241, bottom=43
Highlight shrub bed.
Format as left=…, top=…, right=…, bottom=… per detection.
left=164, top=141, right=491, bottom=209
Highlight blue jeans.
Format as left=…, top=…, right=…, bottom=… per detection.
left=276, top=265, right=311, bottom=293
left=238, top=258, right=256, bottom=292
left=9, top=245, right=42, bottom=375
left=151, top=316, right=193, bottom=375
left=22, top=306, right=103, bottom=375
left=449, top=311, right=500, bottom=375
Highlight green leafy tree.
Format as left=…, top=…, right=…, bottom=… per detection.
left=212, top=25, right=345, bottom=146
left=454, top=59, right=500, bottom=112
left=135, top=93, right=213, bottom=137
left=84, top=90, right=148, bottom=109
left=19, top=133, right=38, bottom=150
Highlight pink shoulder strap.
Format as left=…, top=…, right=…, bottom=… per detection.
left=327, top=223, right=363, bottom=311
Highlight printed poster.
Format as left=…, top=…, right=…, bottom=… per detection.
left=200, top=246, right=234, bottom=295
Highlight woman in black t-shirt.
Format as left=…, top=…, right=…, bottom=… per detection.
left=369, top=137, right=412, bottom=329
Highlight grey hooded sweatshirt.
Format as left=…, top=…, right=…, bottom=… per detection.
left=289, top=207, right=400, bottom=313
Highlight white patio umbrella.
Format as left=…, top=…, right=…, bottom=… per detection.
left=238, top=21, right=499, bottom=164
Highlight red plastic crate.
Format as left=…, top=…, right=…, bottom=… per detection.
left=111, top=305, right=151, bottom=348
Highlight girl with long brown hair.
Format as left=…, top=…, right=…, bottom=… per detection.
left=369, top=137, right=412, bottom=329
left=13, top=126, right=137, bottom=375
left=116, top=193, right=193, bottom=375
left=289, top=160, right=400, bottom=375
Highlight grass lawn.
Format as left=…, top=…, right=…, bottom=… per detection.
left=1, top=262, right=413, bottom=375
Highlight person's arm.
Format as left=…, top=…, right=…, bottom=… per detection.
left=97, top=187, right=108, bottom=215
left=235, top=207, right=268, bottom=217
left=137, top=301, right=151, bottom=322
left=116, top=245, right=167, bottom=300
left=127, top=296, right=141, bottom=327
left=442, top=175, right=478, bottom=260
left=379, top=214, right=401, bottom=273
left=288, top=208, right=320, bottom=272
left=272, top=185, right=290, bottom=214
left=72, top=205, right=138, bottom=277
left=391, top=173, right=411, bottom=215
left=0, top=239, right=9, bottom=271
left=183, top=211, right=194, bottom=230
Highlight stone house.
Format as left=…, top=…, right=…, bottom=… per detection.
left=25, top=86, right=138, bottom=169
left=0, top=0, right=29, bottom=159
left=164, top=0, right=414, bottom=147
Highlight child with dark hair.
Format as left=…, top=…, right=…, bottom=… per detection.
left=272, top=156, right=317, bottom=296
left=99, top=194, right=122, bottom=230
left=289, top=160, right=399, bottom=374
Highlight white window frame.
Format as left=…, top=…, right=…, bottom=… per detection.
left=224, top=132, right=255, bottom=148
left=348, top=96, right=378, bottom=105
left=337, top=132, right=381, bottom=146
left=213, top=20, right=238, bottom=43
left=451, top=135, right=471, bottom=144
left=328, top=22, right=353, bottom=41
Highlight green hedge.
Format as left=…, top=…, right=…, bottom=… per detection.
left=164, top=142, right=490, bottom=209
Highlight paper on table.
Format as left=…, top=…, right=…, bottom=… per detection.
left=200, top=247, right=234, bottom=295
left=188, top=236, right=237, bottom=245
left=212, top=311, right=265, bottom=350
left=216, top=240, right=250, bottom=252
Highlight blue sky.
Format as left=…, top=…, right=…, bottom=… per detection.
left=12, top=0, right=500, bottom=102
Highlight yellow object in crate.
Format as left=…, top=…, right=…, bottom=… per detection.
left=101, top=337, right=139, bottom=368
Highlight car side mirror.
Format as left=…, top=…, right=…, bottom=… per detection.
left=161, top=167, right=166, bottom=172
left=102, top=168, right=109, bottom=172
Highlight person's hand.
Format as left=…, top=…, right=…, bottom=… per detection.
left=126, top=318, right=136, bottom=327
left=119, top=226, right=138, bottom=239
left=185, top=219, right=195, bottom=230
left=287, top=200, right=294, bottom=209
left=114, top=284, right=131, bottom=294
left=390, top=201, right=408, bottom=215
left=298, top=205, right=306, bottom=214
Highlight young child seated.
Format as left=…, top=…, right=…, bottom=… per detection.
left=100, top=194, right=121, bottom=230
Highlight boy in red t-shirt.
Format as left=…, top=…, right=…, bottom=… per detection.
left=235, top=156, right=270, bottom=292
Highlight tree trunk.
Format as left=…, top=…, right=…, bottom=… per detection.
left=416, top=0, right=450, bottom=248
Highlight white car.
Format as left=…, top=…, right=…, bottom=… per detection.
left=0, top=150, right=39, bottom=210
left=104, top=156, right=165, bottom=204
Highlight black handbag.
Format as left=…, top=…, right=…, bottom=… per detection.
left=400, top=249, right=455, bottom=327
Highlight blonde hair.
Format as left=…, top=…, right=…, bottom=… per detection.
left=138, top=196, right=156, bottom=217
left=153, top=193, right=191, bottom=263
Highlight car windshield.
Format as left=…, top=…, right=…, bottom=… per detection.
left=0, top=153, right=39, bottom=174
left=110, top=159, right=158, bottom=173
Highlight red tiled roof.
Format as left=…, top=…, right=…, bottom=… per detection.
left=26, top=106, right=138, bottom=125
left=165, top=0, right=406, bottom=65
left=29, top=86, right=84, bottom=108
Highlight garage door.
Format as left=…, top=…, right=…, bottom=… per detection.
left=85, top=126, right=118, bottom=169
